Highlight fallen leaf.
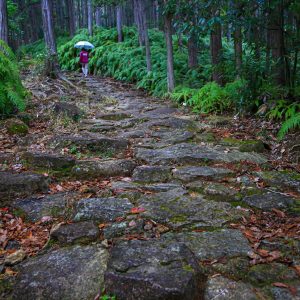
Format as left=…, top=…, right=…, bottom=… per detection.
left=272, top=208, right=286, bottom=218
left=130, top=207, right=146, bottom=214
left=272, top=282, right=289, bottom=288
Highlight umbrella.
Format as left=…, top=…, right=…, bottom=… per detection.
left=74, top=41, right=95, bottom=50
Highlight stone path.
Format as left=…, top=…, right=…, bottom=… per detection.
left=1, top=73, right=300, bottom=299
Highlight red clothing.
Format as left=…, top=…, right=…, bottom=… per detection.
left=80, top=50, right=89, bottom=63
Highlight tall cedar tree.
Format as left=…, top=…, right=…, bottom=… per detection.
left=0, top=0, right=8, bottom=43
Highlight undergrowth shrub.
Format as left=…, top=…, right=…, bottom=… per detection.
left=267, top=100, right=300, bottom=139
left=171, top=79, right=248, bottom=113
left=0, top=40, right=26, bottom=115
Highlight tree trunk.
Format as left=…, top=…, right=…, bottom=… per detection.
left=234, top=25, right=242, bottom=77
left=133, top=0, right=144, bottom=46
left=188, top=32, right=198, bottom=68
left=66, top=0, right=75, bottom=36
left=0, top=0, right=8, bottom=43
left=164, top=12, right=175, bottom=92
left=95, top=6, right=101, bottom=26
left=116, top=5, right=123, bottom=42
left=41, top=0, right=58, bottom=77
left=87, top=0, right=93, bottom=35
left=82, top=0, right=87, bottom=27
left=267, top=0, right=285, bottom=85
left=210, top=9, right=223, bottom=85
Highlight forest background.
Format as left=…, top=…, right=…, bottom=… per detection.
left=0, top=0, right=300, bottom=139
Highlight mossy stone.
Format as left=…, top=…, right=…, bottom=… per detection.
left=246, top=263, right=298, bottom=287
left=5, top=118, right=29, bottom=135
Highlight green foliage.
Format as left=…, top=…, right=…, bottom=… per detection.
left=0, top=41, right=26, bottom=115
left=278, top=113, right=300, bottom=140
left=267, top=101, right=300, bottom=139
left=171, top=79, right=248, bottom=114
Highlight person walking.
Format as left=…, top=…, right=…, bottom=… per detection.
left=79, top=48, right=89, bottom=77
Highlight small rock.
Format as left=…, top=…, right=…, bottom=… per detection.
left=4, top=249, right=26, bottom=266
left=54, top=102, right=84, bottom=121
left=144, top=223, right=153, bottom=231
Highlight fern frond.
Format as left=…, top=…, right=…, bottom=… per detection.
left=278, top=113, right=300, bottom=140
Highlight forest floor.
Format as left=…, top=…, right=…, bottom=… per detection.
left=0, top=67, right=300, bottom=299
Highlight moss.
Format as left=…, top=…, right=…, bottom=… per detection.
left=0, top=278, right=14, bottom=299
left=50, top=206, right=63, bottom=218
left=246, top=263, right=299, bottom=287
left=170, top=215, right=187, bottom=223
left=12, top=208, right=27, bottom=220
left=6, top=122, right=29, bottom=135
left=183, top=264, right=195, bottom=273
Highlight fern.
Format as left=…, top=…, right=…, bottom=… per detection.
left=278, top=113, right=300, bottom=140
left=0, top=40, right=26, bottom=115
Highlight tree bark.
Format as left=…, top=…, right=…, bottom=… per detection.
left=82, top=0, right=88, bottom=28
left=66, top=0, right=75, bottom=36
left=41, top=0, right=58, bottom=76
left=87, top=0, right=93, bottom=35
left=234, top=25, right=242, bottom=77
left=188, top=32, right=198, bottom=68
left=267, top=0, right=286, bottom=85
left=95, top=6, right=101, bottom=26
left=0, top=0, right=8, bottom=43
left=164, top=12, right=175, bottom=92
left=116, top=5, right=123, bottom=42
left=210, top=9, right=223, bottom=85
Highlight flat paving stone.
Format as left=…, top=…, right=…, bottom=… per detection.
left=105, top=239, right=207, bottom=300
left=13, top=245, right=109, bottom=300
left=72, top=159, right=137, bottom=179
left=135, top=143, right=267, bottom=166
left=243, top=192, right=297, bottom=211
left=73, top=197, right=133, bottom=222
left=0, top=171, right=49, bottom=204
left=138, top=188, right=243, bottom=229
left=173, top=166, right=234, bottom=182
left=22, top=152, right=75, bottom=171
left=13, top=193, right=70, bottom=221
left=132, top=165, right=172, bottom=183
left=52, top=134, right=129, bottom=154
left=164, top=229, right=252, bottom=260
